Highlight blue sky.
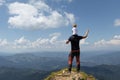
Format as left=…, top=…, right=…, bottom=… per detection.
left=0, top=0, right=120, bottom=53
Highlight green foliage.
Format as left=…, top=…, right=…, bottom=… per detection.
left=44, top=68, right=68, bottom=80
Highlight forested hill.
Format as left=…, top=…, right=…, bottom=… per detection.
left=0, top=67, right=49, bottom=80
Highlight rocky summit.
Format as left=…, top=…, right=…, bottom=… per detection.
left=44, top=68, right=96, bottom=80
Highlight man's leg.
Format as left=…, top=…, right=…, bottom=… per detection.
left=76, top=55, right=80, bottom=72
left=68, top=53, right=74, bottom=72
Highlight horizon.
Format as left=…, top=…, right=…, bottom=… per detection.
left=0, top=0, right=120, bottom=53
left=0, top=50, right=120, bottom=55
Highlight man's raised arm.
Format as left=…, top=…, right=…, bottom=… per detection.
left=82, top=29, right=89, bottom=39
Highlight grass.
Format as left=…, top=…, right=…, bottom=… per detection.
left=44, top=68, right=96, bottom=80
left=44, top=68, right=68, bottom=80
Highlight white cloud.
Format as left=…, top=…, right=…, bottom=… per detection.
left=0, top=32, right=90, bottom=52
left=94, top=35, right=120, bottom=47
left=49, top=33, right=61, bottom=37
left=13, top=37, right=30, bottom=49
left=49, top=33, right=61, bottom=43
left=29, top=0, right=50, bottom=12
left=31, top=33, right=64, bottom=49
left=108, top=39, right=120, bottom=45
left=50, top=0, right=73, bottom=3
left=68, top=0, right=73, bottom=2
left=0, top=33, right=67, bottom=52
left=94, top=39, right=106, bottom=45
left=80, top=39, right=89, bottom=45
left=14, top=36, right=30, bottom=45
left=8, top=1, right=75, bottom=30
left=31, top=38, right=50, bottom=48
left=113, top=35, right=120, bottom=39
left=13, top=36, right=51, bottom=49
left=64, top=12, right=75, bottom=25
left=0, top=39, right=8, bottom=47
left=0, top=0, right=5, bottom=6
left=114, top=19, right=120, bottom=27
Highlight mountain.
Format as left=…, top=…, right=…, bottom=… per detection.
left=0, top=51, right=120, bottom=80
left=45, top=68, right=96, bottom=80
left=81, top=65, right=120, bottom=80
left=0, top=67, right=50, bottom=80
left=82, top=51, right=120, bottom=65
left=0, top=51, right=120, bottom=70
left=0, top=65, right=119, bottom=80
left=0, top=56, right=15, bottom=66
left=0, top=52, right=67, bottom=70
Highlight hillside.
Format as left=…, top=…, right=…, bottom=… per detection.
left=45, top=68, right=96, bottom=80
left=0, top=53, right=67, bottom=70
left=0, top=65, right=120, bottom=80
left=0, top=51, right=120, bottom=70
left=0, top=51, right=120, bottom=80
left=0, top=67, right=49, bottom=80
left=82, top=65, right=120, bottom=80
left=83, top=51, right=120, bottom=65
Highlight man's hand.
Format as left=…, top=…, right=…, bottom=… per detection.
left=66, top=40, right=70, bottom=44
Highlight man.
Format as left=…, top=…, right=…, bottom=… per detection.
left=66, top=29, right=89, bottom=73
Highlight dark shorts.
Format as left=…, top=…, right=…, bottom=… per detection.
left=69, top=52, right=80, bottom=58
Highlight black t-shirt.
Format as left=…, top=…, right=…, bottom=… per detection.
left=68, top=35, right=83, bottom=50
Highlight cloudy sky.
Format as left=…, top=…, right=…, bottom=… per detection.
left=0, top=0, right=120, bottom=53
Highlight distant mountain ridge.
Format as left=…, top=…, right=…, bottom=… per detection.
left=82, top=51, right=120, bottom=65
left=0, top=64, right=120, bottom=80
left=0, top=67, right=49, bottom=80
left=0, top=51, right=120, bottom=80
left=0, top=52, right=67, bottom=70
left=81, top=64, right=120, bottom=80
left=0, top=51, right=120, bottom=70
